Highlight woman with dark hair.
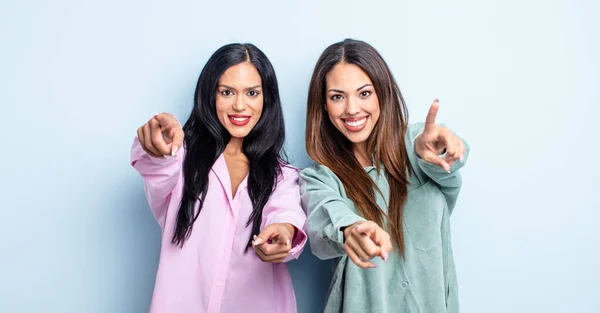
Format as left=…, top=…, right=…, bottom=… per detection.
left=131, top=43, right=307, bottom=313
left=300, top=39, right=470, bottom=313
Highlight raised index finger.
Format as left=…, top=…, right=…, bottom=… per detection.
left=424, top=99, right=440, bottom=133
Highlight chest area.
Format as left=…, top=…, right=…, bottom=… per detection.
left=223, top=154, right=249, bottom=197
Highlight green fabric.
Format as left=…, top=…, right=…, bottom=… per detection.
left=300, top=123, right=469, bottom=313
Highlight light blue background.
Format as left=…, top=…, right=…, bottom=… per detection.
left=1, top=0, right=598, bottom=312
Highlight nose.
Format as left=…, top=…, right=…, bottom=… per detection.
left=233, top=95, right=245, bottom=112
left=345, top=96, right=360, bottom=115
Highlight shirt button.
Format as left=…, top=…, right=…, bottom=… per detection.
left=401, top=281, right=408, bottom=287
left=216, top=282, right=223, bottom=287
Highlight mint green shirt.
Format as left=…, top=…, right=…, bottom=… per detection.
left=299, top=123, right=469, bottom=313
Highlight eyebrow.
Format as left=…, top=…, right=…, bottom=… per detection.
left=356, top=84, right=372, bottom=91
left=218, top=84, right=262, bottom=91
left=327, top=84, right=373, bottom=93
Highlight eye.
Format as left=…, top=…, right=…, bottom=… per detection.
left=360, top=90, right=372, bottom=97
left=330, top=94, right=343, bottom=101
left=247, top=90, right=260, bottom=97
left=220, top=89, right=233, bottom=96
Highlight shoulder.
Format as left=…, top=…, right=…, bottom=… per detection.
left=405, top=122, right=425, bottom=142
left=275, top=162, right=300, bottom=185
left=299, top=163, right=344, bottom=189
left=300, top=163, right=335, bottom=179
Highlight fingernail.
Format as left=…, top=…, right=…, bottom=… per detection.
left=171, top=146, right=179, bottom=157
left=369, top=264, right=377, bottom=268
left=252, top=238, right=262, bottom=245
left=382, top=251, right=388, bottom=262
left=434, top=99, right=439, bottom=103
left=460, top=154, right=464, bottom=163
left=153, top=113, right=159, bottom=117
left=286, top=239, right=290, bottom=246
left=253, top=235, right=257, bottom=240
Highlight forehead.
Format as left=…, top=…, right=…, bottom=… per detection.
left=219, top=62, right=262, bottom=87
left=325, top=63, right=372, bottom=89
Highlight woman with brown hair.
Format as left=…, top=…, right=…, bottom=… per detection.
left=300, top=39, right=469, bottom=313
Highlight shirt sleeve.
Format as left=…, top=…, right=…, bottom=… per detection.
left=130, top=136, right=183, bottom=228
left=261, top=166, right=308, bottom=262
left=407, top=122, right=470, bottom=214
left=299, top=165, right=366, bottom=260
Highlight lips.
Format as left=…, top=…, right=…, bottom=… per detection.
left=342, top=116, right=367, bottom=132
left=228, top=114, right=251, bottom=126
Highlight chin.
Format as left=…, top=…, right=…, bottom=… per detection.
left=225, top=125, right=253, bottom=138
left=228, top=130, right=250, bottom=138
left=337, top=126, right=372, bottom=144
left=346, top=135, right=369, bottom=144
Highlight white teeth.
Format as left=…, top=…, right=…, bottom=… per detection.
left=232, top=117, right=249, bottom=122
left=344, top=118, right=366, bottom=127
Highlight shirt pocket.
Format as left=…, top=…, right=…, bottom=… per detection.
left=402, top=182, right=444, bottom=252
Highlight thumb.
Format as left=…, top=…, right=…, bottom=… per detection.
left=421, top=149, right=451, bottom=173
left=379, top=234, right=392, bottom=261
left=170, top=128, right=184, bottom=157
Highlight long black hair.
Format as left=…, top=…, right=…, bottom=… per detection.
left=172, top=43, right=287, bottom=250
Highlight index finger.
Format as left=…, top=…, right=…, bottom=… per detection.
left=154, top=113, right=178, bottom=128
left=356, top=235, right=381, bottom=259
left=354, top=222, right=377, bottom=236
left=253, top=225, right=277, bottom=247
left=256, top=241, right=291, bottom=256
left=344, top=245, right=376, bottom=269
left=424, top=99, right=440, bottom=133
left=150, top=118, right=171, bottom=155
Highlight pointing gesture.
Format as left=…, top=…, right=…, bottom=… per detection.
left=415, top=100, right=465, bottom=173
left=252, top=223, right=296, bottom=264
left=137, top=113, right=184, bottom=158
left=343, top=221, right=392, bottom=269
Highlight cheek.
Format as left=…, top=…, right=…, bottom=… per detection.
left=367, top=98, right=381, bottom=122
left=214, top=98, right=229, bottom=125
left=250, top=97, right=264, bottom=118
left=325, top=104, right=337, bottom=125
left=215, top=97, right=228, bottom=114
left=325, top=101, right=343, bottom=119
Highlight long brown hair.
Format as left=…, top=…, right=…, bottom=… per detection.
left=305, top=39, right=411, bottom=254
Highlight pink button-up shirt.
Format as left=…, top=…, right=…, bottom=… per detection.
left=130, top=138, right=307, bottom=313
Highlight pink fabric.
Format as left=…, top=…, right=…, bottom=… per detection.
left=130, top=137, right=307, bottom=313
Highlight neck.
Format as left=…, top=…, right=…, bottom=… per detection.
left=225, top=137, right=244, bottom=156
left=353, top=142, right=372, bottom=167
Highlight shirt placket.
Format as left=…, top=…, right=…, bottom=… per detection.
left=206, top=196, right=238, bottom=312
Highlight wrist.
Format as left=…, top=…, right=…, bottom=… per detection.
left=285, top=223, right=296, bottom=240
left=342, top=222, right=359, bottom=241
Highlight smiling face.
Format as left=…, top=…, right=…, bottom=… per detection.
left=215, top=61, right=264, bottom=138
left=325, top=63, right=380, bottom=148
